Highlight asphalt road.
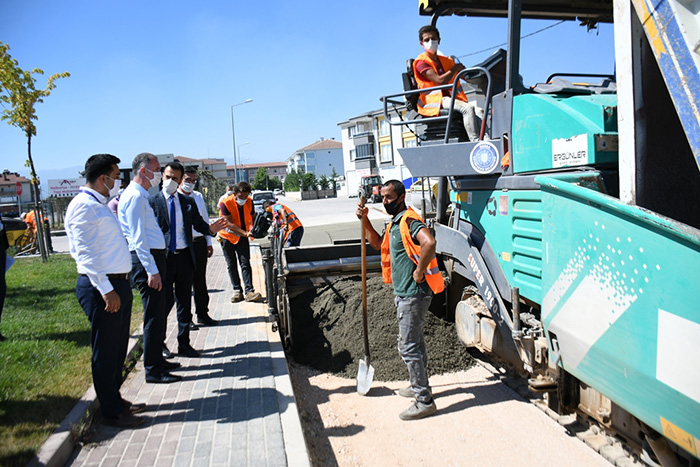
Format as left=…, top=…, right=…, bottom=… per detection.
left=253, top=194, right=391, bottom=248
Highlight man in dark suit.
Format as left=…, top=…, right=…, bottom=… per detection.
left=0, top=213, right=8, bottom=341
left=149, top=162, right=224, bottom=358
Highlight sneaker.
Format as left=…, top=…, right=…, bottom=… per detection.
left=396, top=387, right=414, bottom=398
left=245, top=291, right=262, bottom=302
left=231, top=290, right=243, bottom=303
left=399, top=400, right=437, bottom=421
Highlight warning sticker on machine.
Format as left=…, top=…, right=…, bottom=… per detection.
left=552, top=134, right=588, bottom=168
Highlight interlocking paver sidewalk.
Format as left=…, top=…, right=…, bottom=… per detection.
left=68, top=244, right=309, bottom=467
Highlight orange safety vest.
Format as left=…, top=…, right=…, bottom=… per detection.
left=413, top=51, right=468, bottom=117
left=25, top=210, right=36, bottom=229
left=380, top=207, right=445, bottom=294
left=277, top=204, right=302, bottom=242
left=219, top=195, right=254, bottom=244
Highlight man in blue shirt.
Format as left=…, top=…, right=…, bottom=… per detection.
left=119, top=153, right=182, bottom=384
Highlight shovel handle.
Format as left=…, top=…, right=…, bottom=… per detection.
left=359, top=195, right=370, bottom=362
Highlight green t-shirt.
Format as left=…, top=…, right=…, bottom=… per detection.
left=387, top=209, right=432, bottom=298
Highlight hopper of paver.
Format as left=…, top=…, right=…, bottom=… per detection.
left=263, top=240, right=381, bottom=348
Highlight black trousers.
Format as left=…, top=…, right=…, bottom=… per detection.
left=164, top=250, right=194, bottom=348
left=76, top=275, right=132, bottom=419
left=192, top=237, right=210, bottom=318
left=222, top=237, right=253, bottom=294
left=130, top=249, right=167, bottom=376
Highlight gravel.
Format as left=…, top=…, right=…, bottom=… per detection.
left=289, top=275, right=473, bottom=380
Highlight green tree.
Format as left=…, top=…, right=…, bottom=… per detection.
left=197, top=168, right=226, bottom=215
left=1, top=42, right=69, bottom=261
left=267, top=176, right=282, bottom=190
left=252, top=167, right=270, bottom=190
left=330, top=166, right=339, bottom=180
left=301, top=172, right=317, bottom=191
left=318, top=174, right=330, bottom=190
left=284, top=169, right=300, bottom=192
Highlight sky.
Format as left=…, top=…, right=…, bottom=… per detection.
left=0, top=0, right=615, bottom=179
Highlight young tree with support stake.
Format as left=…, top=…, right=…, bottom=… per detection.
left=0, top=42, right=69, bottom=261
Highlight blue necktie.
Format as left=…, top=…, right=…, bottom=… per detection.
left=169, top=196, right=176, bottom=253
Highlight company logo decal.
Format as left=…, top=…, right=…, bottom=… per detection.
left=470, top=141, right=499, bottom=174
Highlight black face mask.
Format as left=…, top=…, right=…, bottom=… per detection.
left=384, top=198, right=403, bottom=216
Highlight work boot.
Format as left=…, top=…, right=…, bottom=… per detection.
left=245, top=291, right=262, bottom=302
left=399, top=400, right=437, bottom=421
left=231, top=290, right=242, bottom=303
left=396, top=387, right=414, bottom=398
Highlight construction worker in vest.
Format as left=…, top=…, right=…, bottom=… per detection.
left=263, top=200, right=304, bottom=247
left=413, top=25, right=481, bottom=141
left=356, top=179, right=444, bottom=421
left=218, top=181, right=262, bottom=303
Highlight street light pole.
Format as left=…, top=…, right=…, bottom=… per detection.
left=231, top=99, right=253, bottom=183
left=238, top=141, right=250, bottom=182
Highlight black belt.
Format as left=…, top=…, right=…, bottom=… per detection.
left=193, top=236, right=205, bottom=242
left=80, top=273, right=129, bottom=280
left=173, top=248, right=188, bottom=254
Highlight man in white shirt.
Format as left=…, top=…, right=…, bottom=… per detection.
left=179, top=167, right=217, bottom=327
left=148, top=162, right=224, bottom=358
left=66, top=154, right=145, bottom=427
left=119, top=153, right=182, bottom=384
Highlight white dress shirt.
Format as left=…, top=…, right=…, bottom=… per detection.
left=118, top=182, right=166, bottom=276
left=165, top=191, right=187, bottom=250
left=182, top=189, right=212, bottom=246
left=65, top=187, right=131, bottom=295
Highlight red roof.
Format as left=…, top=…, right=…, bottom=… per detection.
left=296, top=139, right=342, bottom=152
left=0, top=171, right=30, bottom=186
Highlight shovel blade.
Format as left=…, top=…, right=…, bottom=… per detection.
left=356, top=357, right=374, bottom=395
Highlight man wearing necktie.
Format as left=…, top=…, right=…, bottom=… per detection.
left=149, top=162, right=225, bottom=358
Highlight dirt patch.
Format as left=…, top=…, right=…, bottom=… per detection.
left=290, top=276, right=473, bottom=381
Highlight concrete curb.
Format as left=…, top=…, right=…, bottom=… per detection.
left=267, top=313, right=311, bottom=467
left=29, top=330, right=143, bottom=467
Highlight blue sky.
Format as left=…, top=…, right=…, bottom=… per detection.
left=1, top=0, right=614, bottom=177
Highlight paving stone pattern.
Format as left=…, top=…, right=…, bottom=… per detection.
left=68, top=245, right=299, bottom=467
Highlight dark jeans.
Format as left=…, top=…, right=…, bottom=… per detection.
left=192, top=238, right=210, bottom=317
left=285, top=226, right=304, bottom=247
left=76, top=275, right=132, bottom=418
left=130, top=249, right=167, bottom=377
left=221, top=237, right=253, bottom=294
left=164, top=250, right=194, bottom=348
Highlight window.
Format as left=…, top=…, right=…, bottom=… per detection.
left=355, top=144, right=373, bottom=160
left=350, top=149, right=356, bottom=161
left=404, top=138, right=417, bottom=148
left=380, top=143, right=392, bottom=163
left=349, top=122, right=370, bottom=137
left=379, top=118, right=390, bottom=137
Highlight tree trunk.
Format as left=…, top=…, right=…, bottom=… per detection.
left=27, top=133, right=48, bottom=262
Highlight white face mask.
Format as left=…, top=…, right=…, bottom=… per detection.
left=181, top=181, right=195, bottom=193
left=105, top=176, right=121, bottom=198
left=162, top=178, right=178, bottom=196
left=235, top=197, right=247, bottom=206
left=146, top=168, right=162, bottom=188
left=422, top=39, right=439, bottom=53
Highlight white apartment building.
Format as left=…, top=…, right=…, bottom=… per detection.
left=337, top=106, right=417, bottom=197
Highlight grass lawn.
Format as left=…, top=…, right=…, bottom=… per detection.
left=0, top=254, right=142, bottom=467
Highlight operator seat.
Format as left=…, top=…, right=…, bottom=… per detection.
left=403, top=58, right=468, bottom=142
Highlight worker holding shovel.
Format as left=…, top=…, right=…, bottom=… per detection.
left=356, top=179, right=444, bottom=420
